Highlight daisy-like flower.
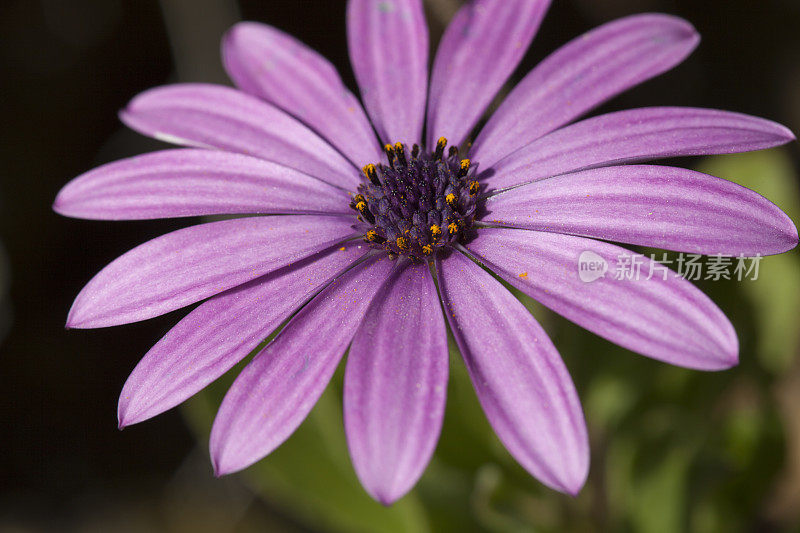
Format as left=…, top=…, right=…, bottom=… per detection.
left=55, top=0, right=797, bottom=504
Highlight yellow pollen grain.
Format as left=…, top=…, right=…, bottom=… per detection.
left=460, top=159, right=471, bottom=171
left=430, top=224, right=442, bottom=237
left=448, top=222, right=459, bottom=234
left=469, top=180, right=480, bottom=195
left=362, top=163, right=375, bottom=176
left=396, top=237, right=408, bottom=249
left=445, top=193, right=456, bottom=205
left=422, top=245, right=433, bottom=255
left=356, top=201, right=366, bottom=211
left=519, top=272, right=528, bottom=279
left=339, top=247, right=346, bottom=251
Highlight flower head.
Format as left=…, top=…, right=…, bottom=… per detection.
left=55, top=0, right=797, bottom=504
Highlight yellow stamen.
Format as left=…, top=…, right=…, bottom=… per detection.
left=469, top=180, right=480, bottom=195
left=396, top=236, right=408, bottom=250
left=362, top=164, right=379, bottom=184
left=445, top=193, right=457, bottom=206
left=434, top=137, right=447, bottom=160
left=430, top=224, right=442, bottom=238
left=422, top=245, right=433, bottom=255
left=393, top=142, right=406, bottom=165
left=448, top=222, right=459, bottom=234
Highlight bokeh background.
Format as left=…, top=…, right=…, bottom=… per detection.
left=2, top=0, right=800, bottom=531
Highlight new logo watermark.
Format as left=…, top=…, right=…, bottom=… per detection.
left=578, top=251, right=608, bottom=282
left=577, top=252, right=762, bottom=283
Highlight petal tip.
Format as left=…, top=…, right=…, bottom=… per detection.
left=117, top=398, right=140, bottom=430
left=710, top=336, right=739, bottom=371
left=767, top=121, right=797, bottom=144
left=376, top=495, right=397, bottom=507
left=787, top=219, right=800, bottom=250
left=65, top=303, right=89, bottom=330
left=564, top=482, right=584, bottom=498
left=772, top=216, right=799, bottom=254
left=364, top=485, right=405, bottom=507
left=210, top=451, right=240, bottom=478
left=118, top=107, right=135, bottom=129
left=51, top=194, right=67, bottom=216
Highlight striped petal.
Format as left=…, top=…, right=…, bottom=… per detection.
left=118, top=242, right=369, bottom=427
left=54, top=149, right=350, bottom=220
left=467, top=228, right=739, bottom=370
left=436, top=250, right=588, bottom=495
left=427, top=0, right=550, bottom=149
left=484, top=165, right=798, bottom=256
left=344, top=261, right=448, bottom=504
left=347, top=0, right=428, bottom=145
left=67, top=215, right=357, bottom=328
left=120, top=83, right=361, bottom=189
left=472, top=14, right=699, bottom=168
left=223, top=22, right=382, bottom=167
left=210, top=254, right=397, bottom=476
left=484, top=107, right=795, bottom=191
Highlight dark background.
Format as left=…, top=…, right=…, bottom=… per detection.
left=2, top=0, right=798, bottom=530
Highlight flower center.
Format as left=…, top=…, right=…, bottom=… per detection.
left=350, top=138, right=480, bottom=260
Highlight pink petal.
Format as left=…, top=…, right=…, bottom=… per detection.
left=467, top=228, right=739, bottom=370
left=118, top=242, right=369, bottom=427
left=484, top=165, right=798, bottom=256
left=54, top=149, right=350, bottom=220
left=484, top=107, right=795, bottom=191
left=472, top=14, right=699, bottom=168
left=344, top=261, right=448, bottom=504
left=222, top=22, right=382, bottom=167
left=427, top=0, right=550, bottom=149
left=347, top=0, right=428, bottom=145
left=67, top=215, right=357, bottom=328
left=436, top=251, right=589, bottom=495
left=210, top=254, right=397, bottom=476
left=119, top=83, right=361, bottom=189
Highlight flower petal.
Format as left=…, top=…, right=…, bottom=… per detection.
left=119, top=83, right=361, bottom=189
left=67, top=215, right=357, bottom=329
left=347, top=0, right=428, bottom=145
left=435, top=251, right=588, bottom=495
left=484, top=107, right=796, bottom=191
left=427, top=0, right=550, bottom=149
left=54, top=149, right=351, bottom=220
left=466, top=228, right=739, bottom=370
left=222, top=22, right=382, bottom=167
left=344, top=261, right=447, bottom=504
left=210, top=254, right=397, bottom=476
left=484, top=165, right=799, bottom=256
left=118, top=242, right=369, bottom=427
left=472, top=14, right=699, bottom=168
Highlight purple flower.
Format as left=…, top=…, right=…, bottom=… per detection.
left=55, top=0, right=797, bottom=504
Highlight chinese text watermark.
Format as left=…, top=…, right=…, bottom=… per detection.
left=578, top=252, right=762, bottom=283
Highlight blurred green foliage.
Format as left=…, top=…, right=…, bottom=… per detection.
left=185, top=149, right=800, bottom=532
